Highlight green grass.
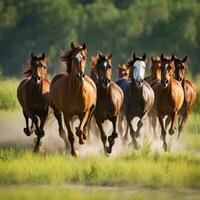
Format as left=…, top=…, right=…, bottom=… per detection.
left=0, top=146, right=199, bottom=189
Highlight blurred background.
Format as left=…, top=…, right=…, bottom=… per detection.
left=0, top=0, right=200, bottom=77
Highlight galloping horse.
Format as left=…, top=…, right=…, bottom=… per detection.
left=117, top=54, right=154, bottom=148
left=50, top=42, right=96, bottom=157
left=174, top=56, right=196, bottom=137
left=151, top=54, right=184, bottom=150
left=90, top=52, right=124, bottom=155
left=17, top=53, right=50, bottom=152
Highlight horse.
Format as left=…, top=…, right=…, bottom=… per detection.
left=174, top=56, right=196, bottom=137
left=145, top=56, right=161, bottom=85
left=90, top=52, right=124, bottom=155
left=17, top=52, right=50, bottom=153
left=151, top=54, right=184, bottom=150
left=117, top=53, right=154, bottom=148
left=118, top=64, right=131, bottom=80
left=50, top=42, right=97, bottom=157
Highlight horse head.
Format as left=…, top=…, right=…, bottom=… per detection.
left=25, top=52, right=48, bottom=85
left=127, top=53, right=147, bottom=88
left=60, top=42, right=87, bottom=82
left=118, top=64, right=130, bottom=79
left=151, top=56, right=161, bottom=80
left=160, top=54, right=175, bottom=88
left=95, top=52, right=112, bottom=89
left=174, top=56, right=188, bottom=84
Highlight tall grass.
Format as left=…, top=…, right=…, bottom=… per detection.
left=0, top=147, right=199, bottom=188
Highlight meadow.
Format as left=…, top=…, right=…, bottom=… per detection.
left=0, top=78, right=199, bottom=199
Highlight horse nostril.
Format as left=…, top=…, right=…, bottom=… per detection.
left=108, top=79, right=111, bottom=83
left=82, top=73, right=85, bottom=78
left=165, top=79, right=168, bottom=84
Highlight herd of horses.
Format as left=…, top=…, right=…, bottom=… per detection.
left=17, top=42, right=196, bottom=157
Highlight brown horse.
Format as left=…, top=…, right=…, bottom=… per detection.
left=117, top=53, right=154, bottom=147
left=145, top=56, right=161, bottom=85
left=17, top=53, right=50, bottom=152
left=50, top=42, right=97, bottom=157
left=90, top=52, right=124, bottom=155
left=174, top=56, right=196, bottom=137
left=118, top=64, right=131, bottom=80
left=151, top=54, right=184, bottom=150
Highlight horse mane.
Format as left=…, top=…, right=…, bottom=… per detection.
left=60, top=46, right=84, bottom=73
left=22, top=60, right=32, bottom=78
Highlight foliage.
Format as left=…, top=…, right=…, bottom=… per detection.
left=0, top=0, right=200, bottom=76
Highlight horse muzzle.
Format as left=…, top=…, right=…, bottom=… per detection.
left=161, top=79, right=169, bottom=88
left=135, top=78, right=144, bottom=88
left=76, top=72, right=85, bottom=82
left=101, top=78, right=111, bottom=89
left=32, top=75, right=41, bottom=85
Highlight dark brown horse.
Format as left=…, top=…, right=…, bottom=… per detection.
left=50, top=42, right=97, bottom=157
left=17, top=53, right=50, bottom=152
left=151, top=54, right=184, bottom=150
left=174, top=56, right=196, bottom=137
left=117, top=53, right=154, bottom=148
left=90, top=52, right=124, bottom=155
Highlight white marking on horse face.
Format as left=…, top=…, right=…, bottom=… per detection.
left=132, top=60, right=146, bottom=80
left=104, top=62, right=107, bottom=67
left=75, top=53, right=83, bottom=62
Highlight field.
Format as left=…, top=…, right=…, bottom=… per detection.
left=0, top=79, right=200, bottom=199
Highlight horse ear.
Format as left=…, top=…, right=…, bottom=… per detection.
left=98, top=51, right=104, bottom=60
left=182, top=56, right=187, bottom=62
left=142, top=53, right=146, bottom=61
left=133, top=53, right=136, bottom=60
left=161, top=54, right=164, bottom=60
left=82, top=42, right=87, bottom=50
left=31, top=52, right=35, bottom=60
left=71, top=42, right=75, bottom=49
left=42, top=52, right=45, bottom=59
left=171, top=54, right=175, bottom=61
left=108, top=53, right=112, bottom=60
left=118, top=64, right=122, bottom=69
left=151, top=56, right=155, bottom=62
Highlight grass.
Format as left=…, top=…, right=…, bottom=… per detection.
left=0, top=146, right=199, bottom=189
left=0, top=78, right=19, bottom=110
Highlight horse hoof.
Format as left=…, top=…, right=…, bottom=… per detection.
left=72, top=150, right=80, bottom=158
left=82, top=133, right=87, bottom=140
left=105, top=146, right=112, bottom=154
left=23, top=128, right=32, bottom=136
left=79, top=139, right=85, bottom=145
left=169, top=129, right=175, bottom=135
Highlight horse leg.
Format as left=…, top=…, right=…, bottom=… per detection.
left=169, top=111, right=178, bottom=135
left=107, top=116, right=118, bottom=154
left=123, top=121, right=129, bottom=143
left=33, top=110, right=48, bottom=153
left=76, top=109, right=91, bottom=145
left=178, top=109, right=190, bottom=138
left=151, top=111, right=157, bottom=139
left=158, top=116, right=167, bottom=151
left=23, top=110, right=32, bottom=136
left=165, top=116, right=171, bottom=130
left=117, top=112, right=124, bottom=140
left=64, top=115, right=79, bottom=157
left=127, top=117, right=138, bottom=149
left=83, top=105, right=95, bottom=141
left=95, top=119, right=107, bottom=155
left=135, top=112, right=147, bottom=138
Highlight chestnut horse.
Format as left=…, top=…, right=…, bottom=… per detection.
left=145, top=56, right=161, bottom=85
left=174, top=56, right=196, bottom=137
left=117, top=54, right=154, bottom=148
left=50, top=42, right=96, bottom=157
left=17, top=53, right=50, bottom=152
left=151, top=54, right=184, bottom=150
left=90, top=52, right=124, bottom=155
left=118, top=64, right=131, bottom=80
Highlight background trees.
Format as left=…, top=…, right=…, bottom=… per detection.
left=0, top=0, right=199, bottom=77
